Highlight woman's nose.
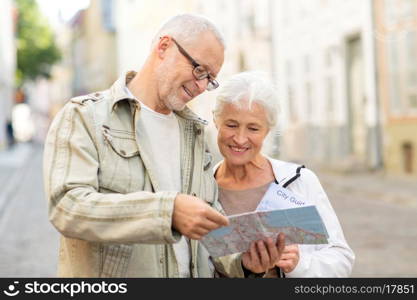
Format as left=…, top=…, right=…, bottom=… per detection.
left=232, top=130, right=248, bottom=145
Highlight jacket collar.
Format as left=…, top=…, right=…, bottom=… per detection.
left=110, top=71, right=208, bottom=125
left=212, top=157, right=301, bottom=186
left=109, top=70, right=137, bottom=110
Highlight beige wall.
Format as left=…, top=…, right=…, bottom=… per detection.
left=374, top=0, right=417, bottom=176
left=72, top=0, right=117, bottom=94
left=384, top=122, right=417, bottom=176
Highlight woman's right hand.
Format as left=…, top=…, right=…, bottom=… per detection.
left=241, top=232, right=285, bottom=274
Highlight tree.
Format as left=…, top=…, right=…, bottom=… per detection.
left=15, top=0, right=61, bottom=87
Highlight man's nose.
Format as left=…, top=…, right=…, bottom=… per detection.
left=195, top=78, right=209, bottom=93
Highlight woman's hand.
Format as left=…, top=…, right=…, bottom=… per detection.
left=242, top=233, right=285, bottom=274
left=275, top=244, right=299, bottom=273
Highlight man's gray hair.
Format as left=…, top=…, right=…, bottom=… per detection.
left=213, top=71, right=279, bottom=128
left=152, top=13, right=226, bottom=48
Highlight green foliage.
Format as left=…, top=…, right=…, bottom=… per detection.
left=16, top=0, right=61, bottom=86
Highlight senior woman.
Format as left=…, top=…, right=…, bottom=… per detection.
left=212, top=71, right=355, bottom=277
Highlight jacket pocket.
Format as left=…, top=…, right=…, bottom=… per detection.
left=100, top=126, right=145, bottom=193
left=102, top=125, right=139, bottom=158
left=100, top=244, right=133, bottom=277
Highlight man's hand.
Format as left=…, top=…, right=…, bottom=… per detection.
left=275, top=244, right=299, bottom=273
left=172, top=193, right=229, bottom=240
left=241, top=232, right=285, bottom=275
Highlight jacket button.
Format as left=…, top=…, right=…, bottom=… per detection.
left=195, top=128, right=202, bottom=135
left=159, top=258, right=164, bottom=264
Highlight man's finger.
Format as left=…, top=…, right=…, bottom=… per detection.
left=197, top=218, right=225, bottom=232
left=183, top=228, right=207, bottom=240
left=205, top=207, right=229, bottom=226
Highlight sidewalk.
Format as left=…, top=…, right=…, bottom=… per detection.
left=0, top=143, right=59, bottom=277
left=313, top=168, right=417, bottom=277
left=316, top=168, right=417, bottom=208
left=0, top=142, right=36, bottom=215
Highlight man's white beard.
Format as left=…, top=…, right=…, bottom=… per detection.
left=158, top=77, right=187, bottom=111
left=165, top=93, right=186, bottom=111
left=156, top=62, right=187, bottom=112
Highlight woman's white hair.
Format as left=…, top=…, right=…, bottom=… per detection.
left=213, top=71, right=279, bottom=128
left=152, top=13, right=226, bottom=48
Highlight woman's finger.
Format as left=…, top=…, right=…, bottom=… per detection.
left=256, top=240, right=271, bottom=269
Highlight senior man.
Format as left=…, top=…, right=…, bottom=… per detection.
left=43, top=13, right=232, bottom=278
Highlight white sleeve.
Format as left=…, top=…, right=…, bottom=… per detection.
left=285, top=169, right=355, bottom=277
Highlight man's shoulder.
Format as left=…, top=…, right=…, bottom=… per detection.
left=70, top=91, right=107, bottom=105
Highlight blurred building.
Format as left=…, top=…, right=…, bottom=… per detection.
left=274, top=0, right=382, bottom=171
left=115, top=0, right=201, bottom=76
left=197, top=0, right=279, bottom=160
left=0, top=0, right=17, bottom=149
left=70, top=0, right=117, bottom=95
left=374, top=0, right=417, bottom=177
left=46, top=22, right=74, bottom=117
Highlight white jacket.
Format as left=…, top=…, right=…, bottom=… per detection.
left=214, top=157, right=355, bottom=277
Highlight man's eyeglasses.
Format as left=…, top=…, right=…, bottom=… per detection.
left=171, top=38, right=219, bottom=91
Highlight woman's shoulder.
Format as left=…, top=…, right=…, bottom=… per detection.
left=266, top=157, right=320, bottom=185
left=212, top=160, right=223, bottom=175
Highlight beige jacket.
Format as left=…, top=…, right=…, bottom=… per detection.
left=43, top=72, right=243, bottom=277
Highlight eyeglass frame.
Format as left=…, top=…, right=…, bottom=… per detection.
left=170, top=37, right=219, bottom=91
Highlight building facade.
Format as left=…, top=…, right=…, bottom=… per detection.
left=70, top=0, right=117, bottom=95
left=374, top=0, right=417, bottom=177
left=273, top=0, right=382, bottom=171
left=0, top=0, right=16, bottom=149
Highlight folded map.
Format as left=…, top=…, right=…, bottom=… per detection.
left=200, top=205, right=329, bottom=258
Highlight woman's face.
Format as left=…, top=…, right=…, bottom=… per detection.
left=216, top=101, right=270, bottom=166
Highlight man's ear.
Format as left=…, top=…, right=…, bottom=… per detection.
left=157, top=36, right=171, bottom=58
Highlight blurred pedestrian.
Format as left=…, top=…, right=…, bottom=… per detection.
left=43, top=13, right=233, bottom=278
left=212, top=71, right=355, bottom=277
left=6, top=119, right=15, bottom=148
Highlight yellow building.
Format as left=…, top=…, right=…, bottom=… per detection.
left=374, top=0, right=417, bottom=177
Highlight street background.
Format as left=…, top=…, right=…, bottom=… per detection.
left=0, top=0, right=416, bottom=277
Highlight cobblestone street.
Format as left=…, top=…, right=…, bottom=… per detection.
left=317, top=169, right=417, bottom=277
left=0, top=143, right=416, bottom=277
left=0, top=143, right=59, bottom=277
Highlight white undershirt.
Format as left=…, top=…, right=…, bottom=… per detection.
left=126, top=87, right=190, bottom=277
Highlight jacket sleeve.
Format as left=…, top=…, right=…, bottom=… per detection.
left=285, top=169, right=355, bottom=277
left=43, top=102, right=181, bottom=244
left=212, top=254, right=245, bottom=278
